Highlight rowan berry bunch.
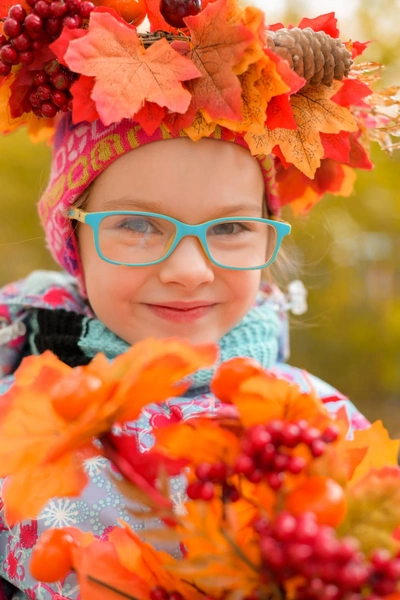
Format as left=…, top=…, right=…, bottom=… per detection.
left=186, top=419, right=339, bottom=501
left=255, top=512, right=400, bottom=599
left=0, top=0, right=94, bottom=116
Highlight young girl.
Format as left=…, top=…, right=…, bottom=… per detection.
left=0, top=0, right=393, bottom=596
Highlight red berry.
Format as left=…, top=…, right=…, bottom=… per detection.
left=79, top=0, right=94, bottom=18
left=33, top=70, right=48, bottom=86
left=63, top=14, right=82, bottom=28
left=223, top=483, right=239, bottom=502
left=0, top=35, right=6, bottom=47
left=247, top=469, right=262, bottom=484
left=29, top=90, right=42, bottom=107
left=24, top=13, right=43, bottom=33
left=3, top=18, right=22, bottom=37
left=265, top=419, right=284, bottom=443
left=26, top=0, right=37, bottom=7
left=299, top=426, right=321, bottom=446
left=195, top=462, right=212, bottom=482
left=209, top=462, right=227, bottom=483
left=0, top=60, right=12, bottom=75
left=65, top=0, right=81, bottom=11
left=287, top=455, right=306, bottom=474
left=32, top=105, right=44, bottom=117
left=273, top=512, right=297, bottom=541
left=168, top=593, right=183, bottom=600
left=44, top=58, right=60, bottom=75
left=32, top=39, right=42, bottom=50
left=186, top=481, right=202, bottom=500
left=41, top=101, right=58, bottom=117
left=199, top=481, right=214, bottom=501
left=384, top=558, right=400, bottom=580
left=49, top=1, right=67, bottom=17
left=51, top=89, right=67, bottom=107
left=19, top=50, right=35, bottom=64
left=321, top=425, right=340, bottom=444
left=281, top=423, right=301, bottom=447
left=0, top=44, right=19, bottom=64
left=60, top=102, right=70, bottom=112
left=265, top=471, right=284, bottom=489
left=372, top=580, right=397, bottom=595
left=234, top=454, right=254, bottom=476
left=248, top=425, right=271, bottom=451
left=52, top=71, right=70, bottom=90
left=272, top=452, right=289, bottom=471
left=286, top=541, right=313, bottom=564
left=12, top=32, right=32, bottom=51
left=37, top=83, right=52, bottom=101
left=159, top=0, right=202, bottom=29
left=150, top=587, right=169, bottom=600
left=259, top=443, right=276, bottom=468
left=294, top=513, right=319, bottom=543
left=45, top=17, right=62, bottom=35
left=311, top=439, right=327, bottom=457
left=34, top=0, right=51, bottom=16
left=8, top=4, right=27, bottom=21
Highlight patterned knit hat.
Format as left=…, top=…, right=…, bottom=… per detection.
left=0, top=0, right=399, bottom=288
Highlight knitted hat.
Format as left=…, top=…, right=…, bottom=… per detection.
left=1, top=0, right=398, bottom=289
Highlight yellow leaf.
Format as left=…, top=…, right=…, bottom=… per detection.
left=338, top=467, right=400, bottom=554
left=346, top=420, right=399, bottom=484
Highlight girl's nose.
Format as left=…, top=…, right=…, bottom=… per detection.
left=158, top=236, right=215, bottom=289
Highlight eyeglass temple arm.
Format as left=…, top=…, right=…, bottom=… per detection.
left=68, top=208, right=87, bottom=223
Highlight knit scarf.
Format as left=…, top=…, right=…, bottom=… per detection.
left=30, top=291, right=281, bottom=393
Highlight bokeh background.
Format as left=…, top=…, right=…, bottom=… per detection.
left=0, top=0, right=399, bottom=431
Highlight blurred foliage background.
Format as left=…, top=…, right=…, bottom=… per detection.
left=0, top=0, right=399, bottom=432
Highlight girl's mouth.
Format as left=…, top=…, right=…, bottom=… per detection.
left=145, top=303, right=216, bottom=323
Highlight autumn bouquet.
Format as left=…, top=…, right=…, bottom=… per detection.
left=0, top=339, right=400, bottom=600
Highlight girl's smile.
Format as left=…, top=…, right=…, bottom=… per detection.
left=144, top=301, right=217, bottom=323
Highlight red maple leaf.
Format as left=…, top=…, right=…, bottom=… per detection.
left=167, top=0, right=253, bottom=132
left=298, top=12, right=339, bottom=38
left=70, top=75, right=99, bottom=124
left=321, top=131, right=351, bottom=162
left=134, top=101, right=166, bottom=135
left=349, top=40, right=371, bottom=58
left=50, top=26, right=87, bottom=66
left=64, top=9, right=201, bottom=126
left=9, top=68, right=34, bottom=118
left=330, top=77, right=372, bottom=107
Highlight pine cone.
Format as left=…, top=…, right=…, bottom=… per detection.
left=266, top=27, right=353, bottom=87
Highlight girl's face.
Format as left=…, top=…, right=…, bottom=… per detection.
left=79, top=137, right=265, bottom=345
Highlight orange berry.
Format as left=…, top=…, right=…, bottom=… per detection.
left=284, top=475, right=347, bottom=527
left=30, top=529, right=75, bottom=582
left=95, top=0, right=147, bottom=24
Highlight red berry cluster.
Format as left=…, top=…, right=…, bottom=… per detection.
left=186, top=461, right=239, bottom=502
left=0, top=0, right=94, bottom=78
left=256, top=512, right=400, bottom=599
left=25, top=59, right=75, bottom=116
left=186, top=420, right=339, bottom=501
left=236, top=419, right=339, bottom=489
left=159, top=0, right=202, bottom=29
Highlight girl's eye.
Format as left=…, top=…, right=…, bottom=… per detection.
left=118, top=218, right=158, bottom=234
left=209, top=222, right=248, bottom=236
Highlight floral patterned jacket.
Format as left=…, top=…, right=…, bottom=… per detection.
left=0, top=271, right=369, bottom=600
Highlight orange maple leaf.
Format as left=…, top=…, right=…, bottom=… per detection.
left=211, top=358, right=329, bottom=428
left=245, top=80, right=358, bottom=177
left=72, top=522, right=203, bottom=600
left=172, top=499, right=261, bottom=595
left=0, top=340, right=217, bottom=523
left=64, top=8, right=201, bottom=126
left=169, top=0, right=253, bottom=132
left=154, top=418, right=241, bottom=466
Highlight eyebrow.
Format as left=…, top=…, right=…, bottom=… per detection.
left=100, top=197, right=263, bottom=217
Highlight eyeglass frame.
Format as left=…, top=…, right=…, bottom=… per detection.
left=68, top=208, right=291, bottom=270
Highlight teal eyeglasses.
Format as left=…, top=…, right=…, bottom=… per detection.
left=68, top=209, right=291, bottom=270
